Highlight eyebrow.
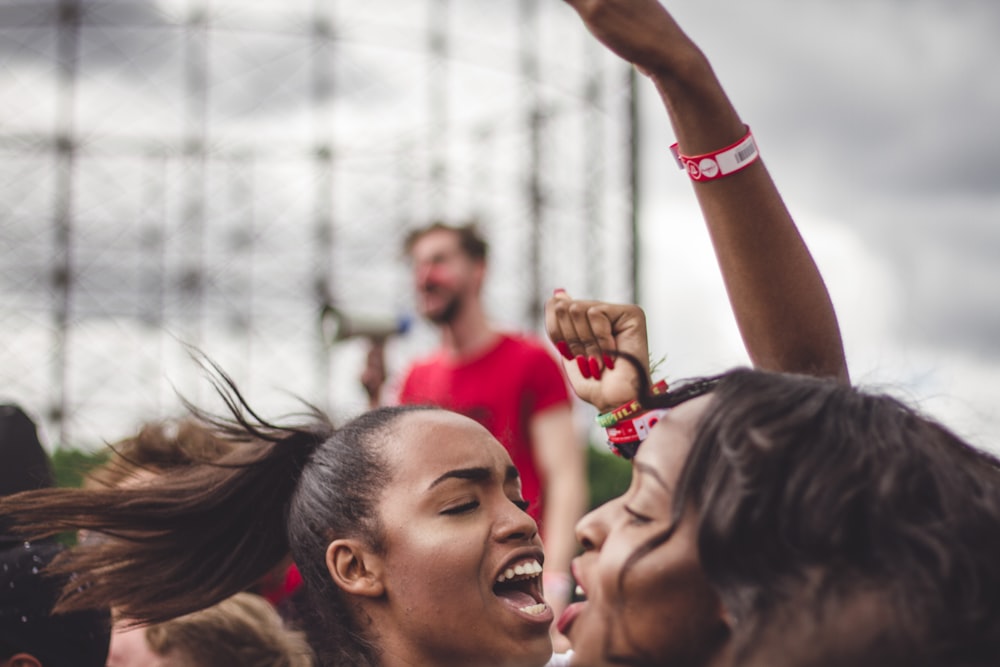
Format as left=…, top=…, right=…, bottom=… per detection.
left=633, top=461, right=672, bottom=493
left=427, top=465, right=520, bottom=490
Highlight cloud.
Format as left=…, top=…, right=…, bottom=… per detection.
left=635, top=0, right=1000, bottom=452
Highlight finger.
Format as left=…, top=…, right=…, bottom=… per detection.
left=586, top=304, right=618, bottom=370
left=544, top=290, right=576, bottom=362
left=566, top=301, right=606, bottom=380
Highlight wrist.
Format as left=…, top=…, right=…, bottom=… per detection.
left=595, top=380, right=669, bottom=428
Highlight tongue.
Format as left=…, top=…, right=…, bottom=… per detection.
left=494, top=588, right=537, bottom=609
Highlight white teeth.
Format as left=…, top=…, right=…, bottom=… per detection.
left=519, top=603, right=547, bottom=615
left=575, top=585, right=585, bottom=597
left=496, top=559, right=543, bottom=583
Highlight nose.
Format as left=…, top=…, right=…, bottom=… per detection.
left=494, top=498, right=540, bottom=544
left=575, top=499, right=613, bottom=552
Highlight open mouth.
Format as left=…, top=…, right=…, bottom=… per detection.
left=492, top=558, right=548, bottom=617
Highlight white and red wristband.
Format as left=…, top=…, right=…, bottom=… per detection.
left=670, top=127, right=759, bottom=182
left=605, top=409, right=668, bottom=451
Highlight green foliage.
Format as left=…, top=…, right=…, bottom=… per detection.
left=49, top=448, right=109, bottom=489
left=586, top=443, right=632, bottom=510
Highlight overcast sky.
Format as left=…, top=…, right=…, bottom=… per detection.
left=632, top=0, right=1000, bottom=452
left=0, top=0, right=997, bottom=454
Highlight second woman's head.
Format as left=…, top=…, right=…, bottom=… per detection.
left=563, top=368, right=1000, bottom=667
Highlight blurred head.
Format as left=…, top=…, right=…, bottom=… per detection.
left=0, top=539, right=110, bottom=667
left=565, top=368, right=1000, bottom=667
left=404, top=222, right=487, bottom=324
left=289, top=407, right=553, bottom=667
left=86, top=418, right=235, bottom=489
left=107, top=593, right=312, bottom=667
left=0, top=404, right=53, bottom=497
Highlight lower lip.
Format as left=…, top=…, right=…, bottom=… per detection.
left=496, top=596, right=555, bottom=626
left=556, top=601, right=584, bottom=635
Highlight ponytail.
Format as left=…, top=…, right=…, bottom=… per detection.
left=0, top=370, right=328, bottom=626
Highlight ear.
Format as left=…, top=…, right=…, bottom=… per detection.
left=470, top=258, right=487, bottom=292
left=4, top=654, right=44, bottom=667
left=718, top=598, right=736, bottom=630
left=325, top=538, right=385, bottom=598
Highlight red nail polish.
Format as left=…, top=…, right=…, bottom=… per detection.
left=556, top=341, right=573, bottom=361
left=576, top=356, right=591, bottom=379
left=603, top=354, right=615, bottom=370
left=589, top=356, right=602, bottom=380
left=553, top=288, right=566, bottom=296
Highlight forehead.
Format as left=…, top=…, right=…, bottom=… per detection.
left=634, top=394, right=712, bottom=480
left=409, top=229, right=463, bottom=260
left=382, top=410, right=514, bottom=488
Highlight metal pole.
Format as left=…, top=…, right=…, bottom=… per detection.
left=428, top=0, right=450, bottom=219
left=181, top=0, right=210, bottom=395
left=51, top=0, right=81, bottom=447
left=519, top=0, right=543, bottom=330
left=626, top=65, right=640, bottom=304
left=312, top=0, right=335, bottom=407
left=584, top=41, right=604, bottom=299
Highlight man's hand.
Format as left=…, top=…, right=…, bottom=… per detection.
left=360, top=339, right=387, bottom=408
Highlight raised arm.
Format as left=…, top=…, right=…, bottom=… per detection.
left=563, top=0, right=849, bottom=383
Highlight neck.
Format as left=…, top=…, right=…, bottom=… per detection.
left=437, top=297, right=497, bottom=359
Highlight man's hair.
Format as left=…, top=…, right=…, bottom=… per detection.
left=403, top=221, right=488, bottom=262
left=145, top=592, right=313, bottom=667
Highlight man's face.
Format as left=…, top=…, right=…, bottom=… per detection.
left=408, top=229, right=483, bottom=324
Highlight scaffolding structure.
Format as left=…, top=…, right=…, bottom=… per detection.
left=0, top=0, right=637, bottom=448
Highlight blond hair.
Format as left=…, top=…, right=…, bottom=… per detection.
left=144, top=593, right=313, bottom=667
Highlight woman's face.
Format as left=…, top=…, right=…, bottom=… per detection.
left=561, top=396, right=728, bottom=667
left=373, top=409, right=553, bottom=666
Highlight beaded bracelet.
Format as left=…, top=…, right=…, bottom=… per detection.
left=595, top=379, right=668, bottom=428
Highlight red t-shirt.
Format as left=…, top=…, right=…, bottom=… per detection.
left=397, top=334, right=570, bottom=523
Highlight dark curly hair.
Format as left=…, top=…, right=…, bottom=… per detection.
left=623, top=366, right=1000, bottom=666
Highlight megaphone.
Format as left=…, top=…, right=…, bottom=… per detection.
left=321, top=305, right=412, bottom=343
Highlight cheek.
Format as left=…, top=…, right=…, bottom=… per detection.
left=386, top=528, right=486, bottom=611
left=595, top=533, right=724, bottom=663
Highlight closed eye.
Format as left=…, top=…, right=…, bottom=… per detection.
left=624, top=505, right=651, bottom=524
left=441, top=500, right=479, bottom=515
left=512, top=498, right=530, bottom=512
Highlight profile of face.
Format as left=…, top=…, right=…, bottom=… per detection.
left=408, top=229, right=483, bottom=324
left=562, top=395, right=729, bottom=667
left=105, top=624, right=166, bottom=667
left=366, top=410, right=553, bottom=666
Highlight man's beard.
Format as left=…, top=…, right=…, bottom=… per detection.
left=425, top=292, right=462, bottom=325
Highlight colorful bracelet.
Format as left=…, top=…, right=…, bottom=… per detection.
left=605, top=408, right=668, bottom=448
left=669, top=126, right=759, bottom=182
left=595, top=379, right=668, bottom=428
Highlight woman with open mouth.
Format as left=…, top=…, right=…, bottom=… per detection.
left=0, top=382, right=572, bottom=667
left=547, top=296, right=1000, bottom=667
left=550, top=1, right=1000, bottom=665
